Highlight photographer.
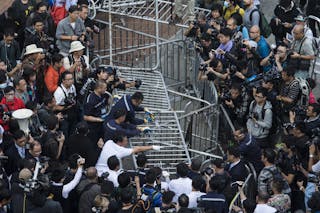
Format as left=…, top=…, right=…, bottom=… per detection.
left=276, top=66, right=300, bottom=122
left=22, top=44, right=46, bottom=73
left=49, top=157, right=84, bottom=212
left=63, top=41, right=90, bottom=92
left=24, top=16, right=54, bottom=52
left=260, top=43, right=290, bottom=72
left=0, top=29, right=21, bottom=72
left=226, top=14, right=250, bottom=42
left=184, top=12, right=209, bottom=39
left=222, top=83, right=249, bottom=126
left=198, top=59, right=229, bottom=93
left=215, top=28, right=234, bottom=62
left=141, top=169, right=162, bottom=209
left=197, top=33, right=215, bottom=62
left=246, top=87, right=273, bottom=148
left=54, top=71, right=78, bottom=138
left=289, top=103, right=320, bottom=137
left=92, top=195, right=109, bottom=213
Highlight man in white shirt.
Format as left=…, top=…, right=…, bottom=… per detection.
left=188, top=176, right=205, bottom=208
left=169, top=163, right=192, bottom=203
left=95, top=134, right=161, bottom=176
left=254, top=191, right=277, bottom=213
left=106, top=155, right=122, bottom=187
left=54, top=71, right=77, bottom=138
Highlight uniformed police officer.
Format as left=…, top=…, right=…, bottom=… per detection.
left=105, top=92, right=146, bottom=126
left=83, top=80, right=110, bottom=145
left=104, top=108, right=144, bottom=141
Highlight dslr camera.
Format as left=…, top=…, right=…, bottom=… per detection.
left=64, top=92, right=76, bottom=106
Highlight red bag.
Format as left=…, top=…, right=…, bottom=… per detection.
left=51, top=4, right=67, bottom=26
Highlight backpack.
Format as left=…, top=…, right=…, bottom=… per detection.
left=141, top=186, right=162, bottom=212
left=296, top=77, right=310, bottom=106
left=265, top=167, right=291, bottom=194
left=249, top=9, right=272, bottom=38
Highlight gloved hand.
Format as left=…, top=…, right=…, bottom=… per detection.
left=152, top=145, right=161, bottom=151
left=144, top=108, right=155, bottom=123
left=162, top=171, right=170, bottom=178
left=135, top=79, right=142, bottom=89
left=138, top=126, right=152, bottom=134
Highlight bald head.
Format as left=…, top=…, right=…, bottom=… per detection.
left=86, top=167, right=98, bottom=180
left=249, top=25, right=260, bottom=40
left=293, top=24, right=304, bottom=40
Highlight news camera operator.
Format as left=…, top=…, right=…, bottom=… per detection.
left=196, top=33, right=216, bottom=62
left=221, top=83, right=250, bottom=126
left=289, top=103, right=320, bottom=138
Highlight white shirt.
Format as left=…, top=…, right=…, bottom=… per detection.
left=169, top=177, right=192, bottom=203
left=95, top=140, right=133, bottom=176
left=312, top=160, right=320, bottom=173
left=188, top=191, right=206, bottom=208
left=107, top=169, right=122, bottom=187
left=254, top=204, right=277, bottom=213
left=54, top=84, right=77, bottom=105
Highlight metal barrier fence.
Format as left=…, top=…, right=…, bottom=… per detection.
left=167, top=89, right=223, bottom=158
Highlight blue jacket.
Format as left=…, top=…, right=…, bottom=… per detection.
left=198, top=192, right=228, bottom=213
left=141, top=185, right=162, bottom=210
left=106, top=95, right=144, bottom=125
left=103, top=119, right=140, bottom=141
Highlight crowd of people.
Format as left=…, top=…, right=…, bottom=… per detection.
left=0, top=0, right=319, bottom=213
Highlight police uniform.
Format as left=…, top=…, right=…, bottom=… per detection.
left=103, top=119, right=140, bottom=141
left=106, top=94, right=144, bottom=125
left=197, top=192, right=228, bottom=213
left=84, top=91, right=109, bottom=143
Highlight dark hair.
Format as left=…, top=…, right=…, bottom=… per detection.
left=145, top=169, right=157, bottom=184
left=279, top=0, right=291, bottom=8
left=230, top=83, right=242, bottom=92
left=192, top=176, right=204, bottom=191
left=107, top=155, right=120, bottom=170
left=0, top=72, right=6, bottom=84
left=136, top=154, right=147, bottom=167
left=209, top=58, right=222, bottom=69
left=262, top=148, right=276, bottom=164
left=61, top=71, right=73, bottom=81
left=178, top=194, right=189, bottom=208
left=282, top=66, right=295, bottom=77
left=120, top=188, right=133, bottom=204
left=255, top=87, right=268, bottom=98
left=230, top=13, right=243, bottom=25
left=13, top=77, right=25, bottom=88
left=131, top=92, right=144, bottom=101
left=219, top=28, right=233, bottom=38
left=68, top=153, right=81, bottom=169
left=114, top=108, right=127, bottom=119
left=176, top=163, right=189, bottom=177
left=3, top=29, right=15, bottom=37
left=29, top=141, right=41, bottom=151
left=46, top=115, right=58, bottom=130
left=257, top=191, right=270, bottom=202
left=75, top=121, right=89, bottom=135
left=211, top=3, right=223, bottom=16
left=51, top=53, right=64, bottom=65
left=272, top=178, right=284, bottom=193
left=201, top=33, right=212, bottom=42
left=101, top=180, right=114, bottom=195
left=22, top=66, right=36, bottom=82
left=36, top=1, right=48, bottom=11
left=13, top=130, right=26, bottom=140
left=209, top=175, right=227, bottom=193
left=68, top=5, right=79, bottom=13
left=43, top=95, right=54, bottom=106
left=309, top=103, right=320, bottom=115
left=117, top=172, right=131, bottom=188
left=227, top=146, right=240, bottom=158
left=191, top=158, right=202, bottom=171
left=294, top=121, right=306, bottom=134
left=51, top=168, right=65, bottom=182
left=4, top=86, right=14, bottom=94
left=212, top=158, right=225, bottom=169
left=32, top=15, right=44, bottom=25
left=162, top=191, right=175, bottom=204
left=26, top=101, right=37, bottom=111
left=113, top=134, right=126, bottom=143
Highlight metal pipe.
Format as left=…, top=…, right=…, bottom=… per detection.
left=109, top=0, right=113, bottom=65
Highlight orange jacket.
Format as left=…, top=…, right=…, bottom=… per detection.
left=44, top=65, right=65, bottom=93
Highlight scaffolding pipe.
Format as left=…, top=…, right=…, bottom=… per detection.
left=109, top=0, right=113, bottom=65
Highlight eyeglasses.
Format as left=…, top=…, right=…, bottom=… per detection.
left=64, top=78, right=74, bottom=81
